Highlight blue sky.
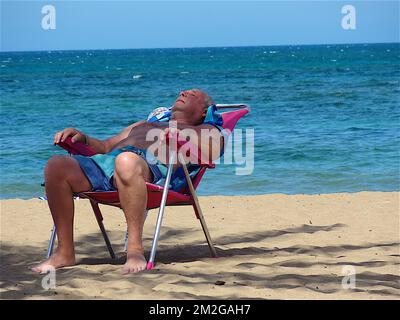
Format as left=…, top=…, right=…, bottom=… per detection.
left=1, top=1, right=399, bottom=51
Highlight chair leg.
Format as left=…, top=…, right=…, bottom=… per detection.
left=123, top=230, right=128, bottom=252
left=90, top=200, right=116, bottom=259
left=46, top=224, right=57, bottom=259
left=192, top=201, right=218, bottom=258
left=178, top=153, right=217, bottom=258
left=147, top=153, right=176, bottom=270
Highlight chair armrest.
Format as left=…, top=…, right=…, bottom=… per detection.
left=56, top=136, right=98, bottom=156
left=57, top=135, right=216, bottom=168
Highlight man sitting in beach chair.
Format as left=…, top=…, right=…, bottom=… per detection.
left=32, top=89, right=224, bottom=274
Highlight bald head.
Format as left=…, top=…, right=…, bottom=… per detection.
left=171, top=89, right=214, bottom=125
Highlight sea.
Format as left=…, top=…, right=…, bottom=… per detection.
left=1, top=43, right=399, bottom=199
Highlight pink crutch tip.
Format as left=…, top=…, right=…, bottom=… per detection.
left=146, top=262, right=154, bottom=270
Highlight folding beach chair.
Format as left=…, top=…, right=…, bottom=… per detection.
left=46, top=104, right=250, bottom=269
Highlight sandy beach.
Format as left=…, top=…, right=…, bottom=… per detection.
left=1, top=192, right=399, bottom=300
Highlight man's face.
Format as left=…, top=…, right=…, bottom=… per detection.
left=171, top=89, right=209, bottom=125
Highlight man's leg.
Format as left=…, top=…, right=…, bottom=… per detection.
left=32, top=155, right=91, bottom=273
left=113, top=152, right=152, bottom=274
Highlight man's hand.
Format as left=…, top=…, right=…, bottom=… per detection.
left=54, top=128, right=86, bottom=145
left=159, top=127, right=180, bottom=148
left=156, top=125, right=222, bottom=165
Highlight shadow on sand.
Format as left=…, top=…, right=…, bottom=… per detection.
left=1, top=223, right=399, bottom=299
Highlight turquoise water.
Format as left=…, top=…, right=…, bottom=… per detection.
left=1, top=43, right=399, bottom=199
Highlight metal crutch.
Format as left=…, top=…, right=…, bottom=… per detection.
left=46, top=225, right=57, bottom=259
left=146, top=152, right=176, bottom=270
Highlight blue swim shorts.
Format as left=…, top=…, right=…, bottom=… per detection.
left=73, top=146, right=165, bottom=192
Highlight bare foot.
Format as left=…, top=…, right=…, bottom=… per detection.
left=31, top=251, right=76, bottom=274
left=122, top=250, right=147, bottom=274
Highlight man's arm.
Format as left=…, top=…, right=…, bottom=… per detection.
left=54, top=120, right=146, bottom=154
left=162, top=123, right=224, bottom=164
left=88, top=120, right=146, bottom=153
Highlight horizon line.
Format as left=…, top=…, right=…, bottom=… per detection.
left=1, top=41, right=399, bottom=54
